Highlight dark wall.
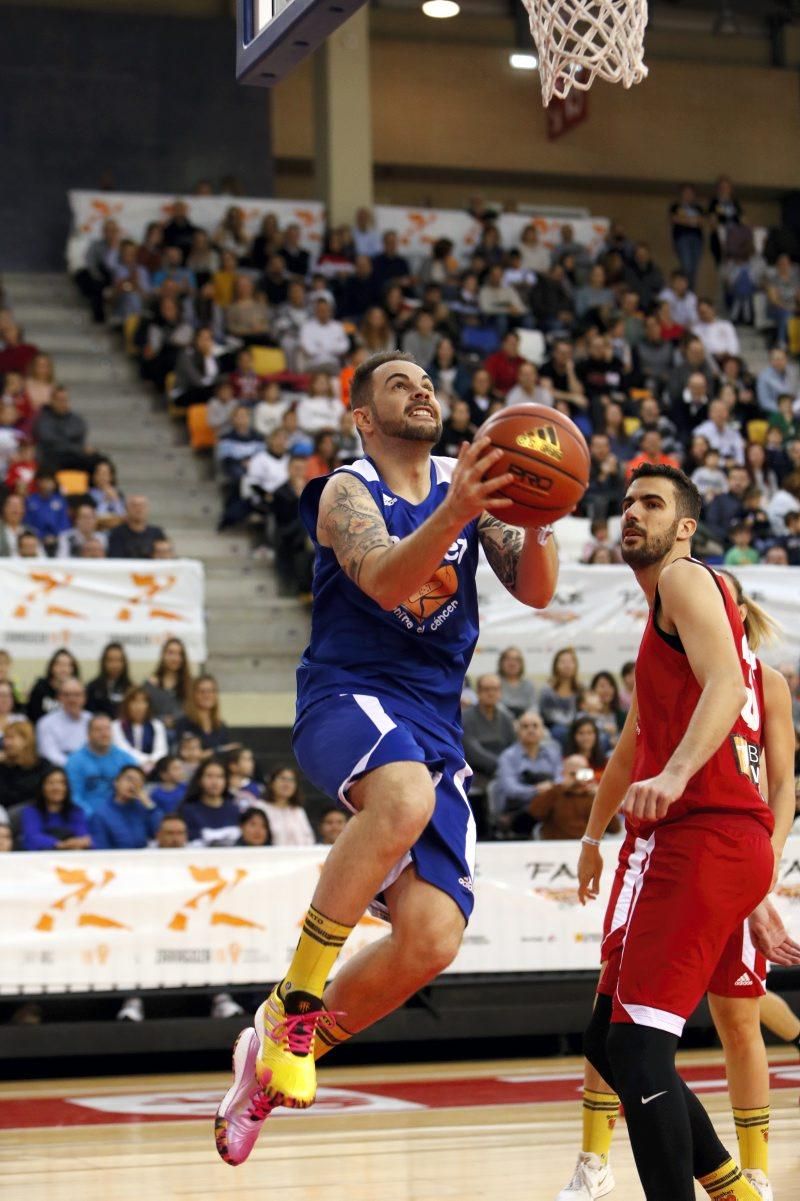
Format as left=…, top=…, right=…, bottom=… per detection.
left=0, top=5, right=274, bottom=270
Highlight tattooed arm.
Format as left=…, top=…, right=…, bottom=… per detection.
left=478, top=513, right=558, bottom=608
left=317, top=440, right=517, bottom=610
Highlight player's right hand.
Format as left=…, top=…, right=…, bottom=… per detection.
left=577, top=842, right=603, bottom=906
left=442, top=438, right=515, bottom=527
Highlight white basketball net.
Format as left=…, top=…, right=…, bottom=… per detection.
left=521, top=0, right=649, bottom=107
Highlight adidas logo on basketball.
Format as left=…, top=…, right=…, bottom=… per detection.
left=515, top=425, right=563, bottom=460
left=734, top=972, right=753, bottom=987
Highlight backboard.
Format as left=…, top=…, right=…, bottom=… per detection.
left=236, top=0, right=368, bottom=85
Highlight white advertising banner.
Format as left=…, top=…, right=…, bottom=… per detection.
left=472, top=563, right=800, bottom=682
left=4, top=838, right=800, bottom=994
left=67, top=190, right=609, bottom=274
left=0, top=558, right=206, bottom=672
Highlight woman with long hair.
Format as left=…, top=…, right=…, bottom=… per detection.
left=588, top=670, right=626, bottom=747
left=562, top=572, right=797, bottom=1200
left=86, top=642, right=133, bottom=719
left=496, top=646, right=537, bottom=720
left=744, top=441, right=779, bottom=501
left=564, top=716, right=608, bottom=779
left=358, top=306, right=395, bottom=354
left=112, top=686, right=169, bottom=774
left=0, top=720, right=50, bottom=807
left=143, top=638, right=193, bottom=730
left=173, top=674, right=233, bottom=754
left=538, top=647, right=582, bottom=746
left=263, top=764, right=315, bottom=846
left=0, top=680, right=23, bottom=751
left=427, top=337, right=471, bottom=406
left=89, top=458, right=126, bottom=528
left=26, top=647, right=80, bottom=725
left=225, top=746, right=265, bottom=804
left=24, top=352, right=55, bottom=409
left=20, top=766, right=91, bottom=851
left=213, top=205, right=250, bottom=261
left=181, top=759, right=241, bottom=847
left=237, top=806, right=273, bottom=847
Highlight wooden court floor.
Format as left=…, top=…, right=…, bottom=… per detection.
left=1, top=1051, right=798, bottom=1200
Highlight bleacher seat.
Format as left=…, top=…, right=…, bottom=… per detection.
left=187, top=403, right=217, bottom=452
left=250, top=346, right=287, bottom=376
left=55, top=469, right=89, bottom=495
left=123, top=315, right=140, bottom=357
left=746, top=419, right=768, bottom=445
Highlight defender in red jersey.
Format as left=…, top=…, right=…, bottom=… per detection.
left=573, top=464, right=781, bottom=1201
left=557, top=560, right=799, bottom=1201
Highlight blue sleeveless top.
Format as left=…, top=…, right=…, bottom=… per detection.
left=295, top=456, right=481, bottom=738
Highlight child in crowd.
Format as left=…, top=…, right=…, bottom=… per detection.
left=724, top=521, right=760, bottom=565
left=24, top=469, right=71, bottom=554
left=176, top=732, right=205, bottom=782
left=5, top=438, right=37, bottom=494
left=780, top=509, right=800, bottom=565
left=691, top=447, right=727, bottom=503
left=149, top=755, right=188, bottom=813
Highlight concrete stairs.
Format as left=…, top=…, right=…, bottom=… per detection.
left=3, top=272, right=308, bottom=707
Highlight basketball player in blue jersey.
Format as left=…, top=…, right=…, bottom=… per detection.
left=215, top=350, right=559, bottom=1164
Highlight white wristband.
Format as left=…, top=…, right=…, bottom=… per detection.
left=536, top=524, right=555, bottom=546
left=581, top=835, right=602, bottom=847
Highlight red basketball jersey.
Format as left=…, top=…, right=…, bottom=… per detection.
left=631, top=558, right=773, bottom=835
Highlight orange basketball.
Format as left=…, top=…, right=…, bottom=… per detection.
left=476, top=404, right=590, bottom=527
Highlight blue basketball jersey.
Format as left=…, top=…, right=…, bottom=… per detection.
left=295, top=455, right=481, bottom=737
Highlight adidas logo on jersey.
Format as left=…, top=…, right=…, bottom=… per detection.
left=382, top=494, right=397, bottom=506
left=734, top=972, right=753, bottom=987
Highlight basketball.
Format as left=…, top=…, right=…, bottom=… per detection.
left=476, top=404, right=590, bottom=527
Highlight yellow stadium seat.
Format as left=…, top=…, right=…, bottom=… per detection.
left=789, top=316, right=800, bottom=356
left=747, top=420, right=769, bottom=445
left=123, top=314, right=140, bottom=356
left=250, top=346, right=287, bottom=376
left=56, top=470, right=89, bottom=496
left=187, top=404, right=217, bottom=452
left=623, top=416, right=641, bottom=435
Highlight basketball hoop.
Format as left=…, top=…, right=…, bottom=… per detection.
left=520, top=0, right=649, bottom=107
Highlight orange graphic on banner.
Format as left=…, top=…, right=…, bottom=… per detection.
left=167, top=866, right=264, bottom=932
left=13, top=571, right=86, bottom=620
left=116, top=573, right=184, bottom=622
left=35, top=866, right=129, bottom=932
left=79, top=198, right=124, bottom=233
left=399, top=213, right=438, bottom=248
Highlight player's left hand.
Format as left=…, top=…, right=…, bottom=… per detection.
left=748, top=898, right=800, bottom=966
left=622, top=770, right=685, bottom=822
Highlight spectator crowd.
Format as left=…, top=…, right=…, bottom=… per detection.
left=0, top=637, right=339, bottom=854
left=67, top=180, right=800, bottom=585
left=0, top=294, right=174, bottom=561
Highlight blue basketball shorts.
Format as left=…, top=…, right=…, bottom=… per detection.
left=292, top=692, right=476, bottom=922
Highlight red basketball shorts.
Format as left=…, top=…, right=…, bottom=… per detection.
left=598, top=813, right=772, bottom=1034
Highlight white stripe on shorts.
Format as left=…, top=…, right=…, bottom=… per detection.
left=337, top=693, right=398, bottom=810
left=616, top=1000, right=685, bottom=1037
left=614, top=831, right=687, bottom=1036
left=609, top=834, right=656, bottom=939
left=453, top=762, right=477, bottom=878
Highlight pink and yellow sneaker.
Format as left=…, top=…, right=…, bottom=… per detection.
left=214, top=1027, right=277, bottom=1166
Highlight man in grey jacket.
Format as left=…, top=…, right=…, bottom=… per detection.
left=34, top=386, right=99, bottom=474
left=462, top=673, right=516, bottom=838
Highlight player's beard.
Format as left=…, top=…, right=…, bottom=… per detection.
left=373, top=408, right=442, bottom=443
left=620, top=517, right=681, bottom=568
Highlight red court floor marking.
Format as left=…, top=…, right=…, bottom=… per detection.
left=1, top=1062, right=797, bottom=1131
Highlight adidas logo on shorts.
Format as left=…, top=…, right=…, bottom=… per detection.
left=458, top=876, right=474, bottom=893
left=734, top=972, right=753, bottom=987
